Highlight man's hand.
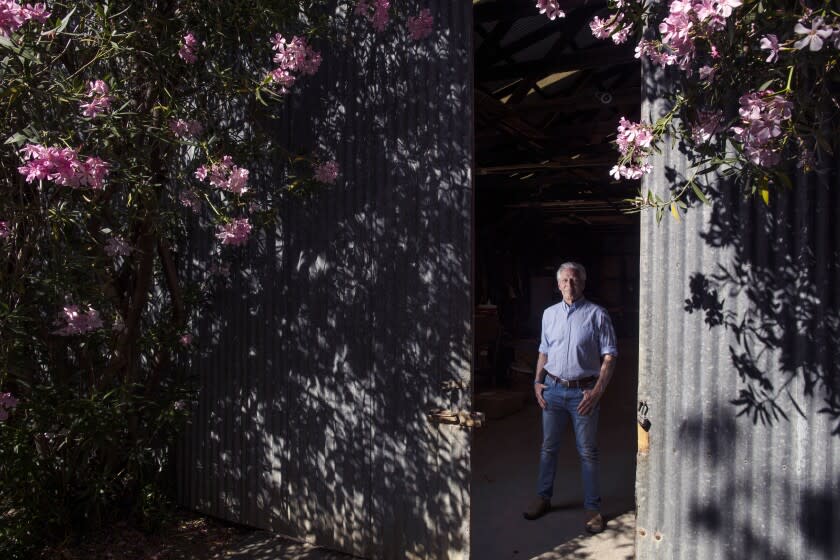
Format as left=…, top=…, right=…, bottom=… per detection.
left=534, top=383, right=547, bottom=409
left=577, top=388, right=602, bottom=415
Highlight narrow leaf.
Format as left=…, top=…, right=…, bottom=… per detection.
left=759, top=187, right=770, bottom=205
left=691, top=182, right=709, bottom=204
left=670, top=202, right=681, bottom=221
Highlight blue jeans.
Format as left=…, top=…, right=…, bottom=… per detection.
left=536, top=378, right=601, bottom=511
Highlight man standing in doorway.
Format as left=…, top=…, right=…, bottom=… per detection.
left=523, top=262, right=617, bottom=534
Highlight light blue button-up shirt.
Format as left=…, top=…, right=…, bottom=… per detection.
left=539, top=298, right=618, bottom=380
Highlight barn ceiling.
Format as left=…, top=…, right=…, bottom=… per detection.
left=474, top=0, right=641, bottom=222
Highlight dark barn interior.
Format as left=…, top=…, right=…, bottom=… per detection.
left=470, top=1, right=641, bottom=557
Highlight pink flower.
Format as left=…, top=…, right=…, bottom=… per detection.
left=179, top=32, right=198, bottom=63
left=179, top=333, right=193, bottom=346
left=407, top=9, right=434, bottom=41
left=170, top=118, right=204, bottom=139
left=355, top=0, right=391, bottom=31
left=18, top=144, right=109, bottom=190
left=536, top=0, right=565, bottom=20
left=53, top=305, right=104, bottom=336
left=612, top=117, right=655, bottom=180
left=104, top=236, right=132, bottom=257
left=80, top=80, right=112, bottom=118
left=691, top=109, right=723, bottom=144
left=179, top=190, right=201, bottom=212
left=760, top=34, right=779, bottom=62
left=0, top=221, right=9, bottom=238
left=0, top=1, right=50, bottom=37
left=714, top=0, right=742, bottom=18
left=215, top=218, right=252, bottom=246
left=314, top=160, right=339, bottom=184
left=590, top=13, right=631, bottom=44
left=794, top=17, right=833, bottom=51
left=698, top=65, right=716, bottom=81
left=731, top=91, right=792, bottom=167
left=268, top=34, right=321, bottom=93
left=372, top=0, right=390, bottom=31
left=195, top=157, right=250, bottom=194
left=0, top=392, right=19, bottom=422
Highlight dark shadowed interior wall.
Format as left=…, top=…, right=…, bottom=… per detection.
left=636, top=60, right=840, bottom=559
left=177, top=3, right=474, bottom=559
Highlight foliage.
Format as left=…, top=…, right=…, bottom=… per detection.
left=0, top=0, right=441, bottom=555
left=537, top=0, right=840, bottom=218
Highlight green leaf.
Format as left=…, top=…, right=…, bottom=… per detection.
left=55, top=7, right=77, bottom=34
left=0, top=35, right=16, bottom=52
left=690, top=182, right=710, bottom=204
left=4, top=132, right=28, bottom=145
left=757, top=79, right=775, bottom=92
left=776, top=172, right=793, bottom=190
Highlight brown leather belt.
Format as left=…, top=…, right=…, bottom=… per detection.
left=545, top=373, right=597, bottom=389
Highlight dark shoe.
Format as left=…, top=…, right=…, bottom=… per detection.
left=523, top=497, right=550, bottom=520
left=585, top=511, right=605, bottom=534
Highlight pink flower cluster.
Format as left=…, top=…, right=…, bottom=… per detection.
left=731, top=91, right=793, bottom=167
left=18, top=144, right=110, bottom=190
left=0, top=221, right=9, bottom=238
left=179, top=189, right=201, bottom=212
left=104, top=236, right=132, bottom=257
left=610, top=117, right=654, bottom=180
left=80, top=80, right=112, bottom=118
left=0, top=1, right=49, bottom=37
left=355, top=0, right=391, bottom=32
left=590, top=13, right=631, bottom=44
left=268, top=34, right=322, bottom=94
left=215, top=218, right=252, bottom=246
left=170, top=118, right=203, bottom=139
left=314, top=160, right=339, bottom=184
left=0, top=392, right=18, bottom=422
left=630, top=0, right=742, bottom=70
left=407, top=9, right=434, bottom=41
left=179, top=333, right=193, bottom=346
left=536, top=0, right=565, bottom=20
left=195, top=156, right=250, bottom=194
left=53, top=305, right=104, bottom=336
left=179, top=32, right=198, bottom=64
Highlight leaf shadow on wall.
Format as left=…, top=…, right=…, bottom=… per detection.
left=178, top=4, right=473, bottom=560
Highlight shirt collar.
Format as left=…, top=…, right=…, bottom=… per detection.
left=561, top=297, right=586, bottom=312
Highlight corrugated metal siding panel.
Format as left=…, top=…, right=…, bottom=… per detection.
left=637, top=63, right=840, bottom=559
left=177, top=3, right=474, bottom=559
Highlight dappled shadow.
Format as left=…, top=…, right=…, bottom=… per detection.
left=683, top=162, right=840, bottom=434
left=177, top=3, right=474, bottom=559
left=636, top=52, right=840, bottom=559
left=226, top=531, right=359, bottom=560
left=529, top=511, right=635, bottom=560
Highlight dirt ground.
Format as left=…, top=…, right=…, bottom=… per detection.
left=38, top=510, right=253, bottom=560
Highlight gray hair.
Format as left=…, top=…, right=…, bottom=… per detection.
left=556, top=262, right=587, bottom=282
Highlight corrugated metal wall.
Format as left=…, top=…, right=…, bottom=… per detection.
left=636, top=64, right=840, bottom=558
left=178, top=3, right=474, bottom=559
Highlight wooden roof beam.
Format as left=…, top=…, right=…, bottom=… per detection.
left=478, top=45, right=637, bottom=81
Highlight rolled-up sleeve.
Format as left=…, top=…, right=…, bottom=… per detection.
left=598, top=311, right=618, bottom=357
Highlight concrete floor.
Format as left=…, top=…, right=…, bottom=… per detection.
left=471, top=367, right=639, bottom=560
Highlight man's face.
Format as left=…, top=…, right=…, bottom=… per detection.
left=558, top=268, right=585, bottom=303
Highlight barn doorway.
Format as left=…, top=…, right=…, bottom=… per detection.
left=471, top=2, right=640, bottom=558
